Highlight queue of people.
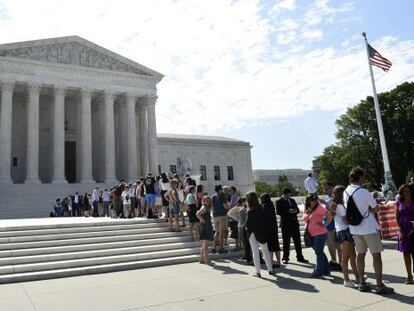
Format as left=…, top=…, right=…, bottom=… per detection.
left=51, top=166, right=414, bottom=294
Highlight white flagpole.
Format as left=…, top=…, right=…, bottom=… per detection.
left=362, top=32, right=396, bottom=196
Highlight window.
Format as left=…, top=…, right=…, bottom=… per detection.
left=169, top=165, right=177, bottom=174
left=227, top=166, right=234, bottom=181
left=214, top=166, right=221, bottom=181
left=12, top=157, right=18, bottom=167
left=200, top=165, right=207, bottom=181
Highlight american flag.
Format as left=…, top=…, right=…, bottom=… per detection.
left=368, top=44, right=392, bottom=72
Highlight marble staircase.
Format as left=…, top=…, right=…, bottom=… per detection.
left=0, top=216, right=307, bottom=283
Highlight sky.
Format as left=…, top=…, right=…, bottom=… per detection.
left=0, top=0, right=413, bottom=170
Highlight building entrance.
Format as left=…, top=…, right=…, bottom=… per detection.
left=65, top=141, right=76, bottom=183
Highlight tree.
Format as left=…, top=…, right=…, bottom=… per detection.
left=254, top=181, right=274, bottom=197
left=316, top=82, right=414, bottom=190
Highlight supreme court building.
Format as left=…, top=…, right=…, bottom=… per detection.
left=0, top=36, right=162, bottom=184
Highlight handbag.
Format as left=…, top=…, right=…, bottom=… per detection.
left=304, top=226, right=312, bottom=247
left=303, top=207, right=316, bottom=247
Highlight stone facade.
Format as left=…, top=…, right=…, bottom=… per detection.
left=157, top=134, right=254, bottom=195
left=0, top=36, right=163, bottom=184
left=253, top=169, right=311, bottom=192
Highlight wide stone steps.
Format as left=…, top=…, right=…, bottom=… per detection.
left=0, top=216, right=308, bottom=283
left=0, top=254, right=203, bottom=283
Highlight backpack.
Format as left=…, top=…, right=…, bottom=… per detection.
left=345, top=187, right=368, bottom=226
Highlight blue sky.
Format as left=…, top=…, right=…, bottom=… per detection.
left=1, top=0, right=413, bottom=170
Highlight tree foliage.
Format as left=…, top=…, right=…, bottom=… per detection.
left=254, top=178, right=295, bottom=197
left=316, top=82, right=414, bottom=190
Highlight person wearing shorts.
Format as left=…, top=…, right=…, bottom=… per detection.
left=331, top=185, right=360, bottom=288
left=144, top=173, right=156, bottom=218
left=211, top=185, right=230, bottom=253
left=164, top=179, right=181, bottom=232
left=344, top=167, right=393, bottom=294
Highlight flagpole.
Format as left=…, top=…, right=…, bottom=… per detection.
left=362, top=32, right=396, bottom=196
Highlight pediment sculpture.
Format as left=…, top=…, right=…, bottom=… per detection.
left=0, top=41, right=148, bottom=75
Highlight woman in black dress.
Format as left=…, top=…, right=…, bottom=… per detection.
left=196, top=196, right=214, bottom=264
left=260, top=193, right=281, bottom=268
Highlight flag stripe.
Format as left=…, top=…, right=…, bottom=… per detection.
left=368, top=44, right=392, bottom=72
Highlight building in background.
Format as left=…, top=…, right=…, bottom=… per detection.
left=158, top=134, right=254, bottom=195
left=0, top=36, right=162, bottom=185
left=252, top=169, right=310, bottom=193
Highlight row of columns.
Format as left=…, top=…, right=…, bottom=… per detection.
left=0, top=81, right=158, bottom=184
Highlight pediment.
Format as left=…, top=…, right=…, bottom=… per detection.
left=0, top=36, right=162, bottom=78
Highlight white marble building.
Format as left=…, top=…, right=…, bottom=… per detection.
left=157, top=134, right=254, bottom=195
left=0, top=36, right=162, bottom=184
left=253, top=169, right=311, bottom=192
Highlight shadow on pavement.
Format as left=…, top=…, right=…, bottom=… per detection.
left=272, top=274, right=319, bottom=292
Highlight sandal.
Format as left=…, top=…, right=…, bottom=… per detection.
left=373, top=283, right=394, bottom=295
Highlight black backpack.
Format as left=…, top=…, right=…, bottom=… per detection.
left=345, top=187, right=369, bottom=225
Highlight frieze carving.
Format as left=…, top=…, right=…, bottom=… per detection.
left=0, top=42, right=148, bottom=75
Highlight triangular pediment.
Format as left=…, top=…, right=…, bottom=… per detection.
left=0, top=36, right=163, bottom=78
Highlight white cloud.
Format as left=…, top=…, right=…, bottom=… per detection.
left=0, top=0, right=412, bottom=136
left=272, top=0, right=296, bottom=12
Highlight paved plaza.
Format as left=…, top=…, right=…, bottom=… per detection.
left=0, top=240, right=412, bottom=311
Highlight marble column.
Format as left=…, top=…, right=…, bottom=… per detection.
left=126, top=95, right=138, bottom=180
left=80, top=88, right=95, bottom=183
left=25, top=83, right=42, bottom=184
left=104, top=91, right=117, bottom=183
left=0, top=81, right=15, bottom=183
left=52, top=86, right=67, bottom=183
left=146, top=96, right=158, bottom=175
left=138, top=102, right=149, bottom=175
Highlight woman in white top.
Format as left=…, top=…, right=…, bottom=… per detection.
left=330, top=185, right=360, bottom=287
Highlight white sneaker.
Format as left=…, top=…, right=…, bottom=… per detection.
left=344, top=280, right=356, bottom=288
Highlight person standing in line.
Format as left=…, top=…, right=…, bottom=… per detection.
left=53, top=199, right=63, bottom=217
left=130, top=183, right=137, bottom=218
left=344, top=167, right=393, bottom=294
left=304, top=172, right=318, bottom=194
left=137, top=178, right=146, bottom=217
left=303, top=194, right=330, bottom=278
left=91, top=187, right=99, bottom=217
left=174, top=174, right=186, bottom=227
left=102, top=189, right=111, bottom=217
left=228, top=186, right=241, bottom=250
left=245, top=191, right=275, bottom=278
left=260, top=193, right=281, bottom=268
left=83, top=192, right=91, bottom=217
left=196, top=196, right=214, bottom=264
left=73, top=192, right=80, bottom=217
left=196, top=184, right=204, bottom=209
left=165, top=179, right=181, bottom=232
left=144, top=173, right=157, bottom=218
left=211, top=185, right=230, bottom=254
left=238, top=197, right=252, bottom=264
left=330, top=185, right=360, bottom=287
left=186, top=185, right=200, bottom=241
left=98, top=191, right=104, bottom=217
left=395, top=184, right=414, bottom=284
left=276, top=188, right=309, bottom=264
left=160, top=173, right=171, bottom=221
left=321, top=181, right=342, bottom=271
left=121, top=185, right=132, bottom=218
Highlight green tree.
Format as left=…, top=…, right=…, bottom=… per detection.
left=254, top=181, right=273, bottom=197
left=316, top=82, right=414, bottom=190
left=273, top=175, right=295, bottom=196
